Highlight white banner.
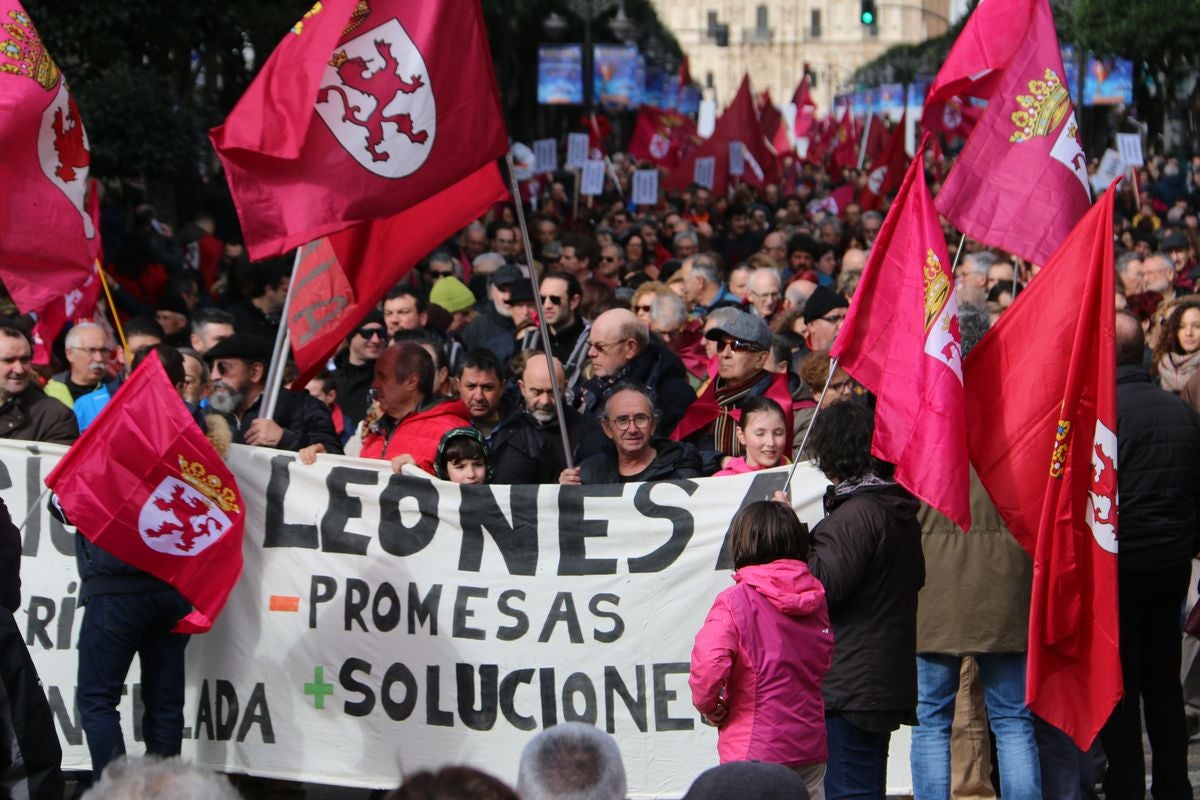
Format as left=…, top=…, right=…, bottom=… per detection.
left=15, top=441, right=916, bottom=794
left=632, top=170, right=660, bottom=206
left=580, top=160, right=606, bottom=196
left=692, top=157, right=716, bottom=191
left=566, top=133, right=590, bottom=169
left=533, top=138, right=558, bottom=174
left=1116, top=132, right=1143, bottom=168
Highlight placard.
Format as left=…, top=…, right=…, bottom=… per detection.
left=728, top=141, right=745, bottom=177
left=1116, top=133, right=1143, bottom=168
left=566, top=133, right=590, bottom=169
left=632, top=170, right=659, bottom=206
left=693, top=157, right=716, bottom=190
left=533, top=139, right=558, bottom=174
left=580, top=159, right=607, bottom=196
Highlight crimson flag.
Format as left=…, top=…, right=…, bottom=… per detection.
left=964, top=182, right=1121, bottom=748
left=665, top=75, right=781, bottom=196
left=925, top=0, right=1089, bottom=266
left=922, top=96, right=981, bottom=140
left=628, top=106, right=698, bottom=170
left=859, top=113, right=910, bottom=211
left=45, top=356, right=246, bottom=634
left=827, top=105, right=860, bottom=178
left=31, top=259, right=102, bottom=366
left=862, top=114, right=890, bottom=166
left=832, top=141, right=970, bottom=531
left=288, top=161, right=507, bottom=386
left=210, top=0, right=508, bottom=260
left=0, top=1, right=100, bottom=313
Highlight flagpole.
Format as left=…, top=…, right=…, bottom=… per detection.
left=96, top=264, right=130, bottom=360
left=17, top=486, right=51, bottom=534
left=782, top=355, right=839, bottom=495
left=949, top=233, right=967, bottom=275
left=505, top=155, right=575, bottom=471
left=857, top=114, right=872, bottom=170
left=261, top=247, right=304, bottom=421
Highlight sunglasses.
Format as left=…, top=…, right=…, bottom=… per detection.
left=542, top=295, right=565, bottom=306
left=429, top=269, right=455, bottom=278
left=715, top=338, right=763, bottom=353
left=819, top=312, right=846, bottom=324
left=634, top=304, right=654, bottom=313
left=356, top=326, right=386, bottom=341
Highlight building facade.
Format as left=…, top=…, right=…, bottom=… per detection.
left=651, top=0, right=952, bottom=112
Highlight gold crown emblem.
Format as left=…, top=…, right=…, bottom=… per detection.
left=0, top=10, right=60, bottom=90
left=923, top=249, right=950, bottom=334
left=1010, top=68, right=1070, bottom=144
left=177, top=455, right=240, bottom=514
left=1049, top=417, right=1071, bottom=478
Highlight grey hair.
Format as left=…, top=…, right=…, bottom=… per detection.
left=690, top=254, right=722, bottom=286
left=517, top=723, right=628, bottom=800
left=861, top=210, right=884, bottom=225
left=617, top=313, right=650, bottom=351
left=784, top=281, right=810, bottom=311
left=749, top=267, right=782, bottom=289
left=65, top=321, right=110, bottom=350
left=673, top=230, right=699, bottom=248
left=473, top=252, right=506, bottom=275
left=1115, top=251, right=1141, bottom=275
left=962, top=251, right=996, bottom=274
left=650, top=292, right=689, bottom=331
left=82, top=756, right=241, bottom=800
left=958, top=303, right=991, bottom=358
left=428, top=250, right=457, bottom=269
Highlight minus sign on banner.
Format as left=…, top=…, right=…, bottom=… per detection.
left=269, top=595, right=300, bottom=612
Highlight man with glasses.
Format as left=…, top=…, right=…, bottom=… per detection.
left=560, top=384, right=702, bottom=485
left=679, top=254, right=741, bottom=316
left=803, top=286, right=850, bottom=352
left=596, top=244, right=625, bottom=288
left=0, top=325, right=77, bottom=445
left=45, top=322, right=114, bottom=411
left=332, top=311, right=386, bottom=430
left=671, top=310, right=793, bottom=470
left=747, top=268, right=784, bottom=323
left=519, top=272, right=591, bottom=397
left=204, top=334, right=341, bottom=453
left=1142, top=253, right=1179, bottom=303
left=575, top=308, right=696, bottom=460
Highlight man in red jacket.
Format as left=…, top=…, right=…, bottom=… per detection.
left=301, top=342, right=469, bottom=474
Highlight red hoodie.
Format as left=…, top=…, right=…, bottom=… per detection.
left=359, top=398, right=470, bottom=474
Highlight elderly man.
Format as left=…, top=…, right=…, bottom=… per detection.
left=650, top=292, right=708, bottom=388
left=1116, top=252, right=1144, bottom=297
left=45, top=322, right=114, bottom=410
left=461, top=263, right=522, bottom=351
left=0, top=325, right=77, bottom=444
left=576, top=308, right=696, bottom=459
left=303, top=343, right=468, bottom=473
left=1142, top=253, right=1178, bottom=303
left=517, top=722, right=627, bottom=800
left=204, top=334, right=342, bottom=453
left=672, top=310, right=792, bottom=469
left=861, top=210, right=884, bottom=248
left=489, top=354, right=584, bottom=484
left=746, top=268, right=784, bottom=322
left=561, top=385, right=701, bottom=484
left=955, top=252, right=995, bottom=306
left=673, top=230, right=700, bottom=259
left=679, top=254, right=741, bottom=316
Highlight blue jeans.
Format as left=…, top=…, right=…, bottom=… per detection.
left=77, top=590, right=191, bottom=779
left=824, top=713, right=891, bottom=799
left=910, top=653, right=1042, bottom=800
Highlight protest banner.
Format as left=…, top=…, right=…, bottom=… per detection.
left=533, top=138, right=558, bottom=174
left=566, top=133, right=590, bottom=169
left=580, top=159, right=606, bottom=196
left=632, top=170, right=659, bottom=207
left=12, top=440, right=917, bottom=794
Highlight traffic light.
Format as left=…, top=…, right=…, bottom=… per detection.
left=860, top=0, right=877, bottom=25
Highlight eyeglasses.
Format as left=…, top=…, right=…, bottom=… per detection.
left=818, top=312, right=846, bottom=324
left=634, top=304, right=654, bottom=313
left=605, top=413, right=653, bottom=430
left=749, top=290, right=781, bottom=300
left=589, top=339, right=630, bottom=354
left=69, top=346, right=110, bottom=357
left=213, top=360, right=241, bottom=376
left=430, top=269, right=455, bottom=278
left=356, top=327, right=386, bottom=341
left=542, top=295, right=565, bottom=306
left=715, top=338, right=763, bottom=353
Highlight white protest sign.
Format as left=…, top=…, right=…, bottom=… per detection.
left=580, top=159, right=606, bottom=196
left=698, top=100, right=717, bottom=138
left=728, top=141, right=745, bottom=177
left=693, top=157, right=716, bottom=190
left=533, top=138, right=558, bottom=174
left=566, top=133, right=590, bottom=169
left=1093, top=148, right=1124, bottom=194
left=1116, top=133, right=1143, bottom=168
left=632, top=170, right=659, bottom=206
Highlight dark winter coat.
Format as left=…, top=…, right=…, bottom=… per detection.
left=0, top=384, right=78, bottom=445
left=490, top=406, right=585, bottom=484
left=578, top=438, right=703, bottom=484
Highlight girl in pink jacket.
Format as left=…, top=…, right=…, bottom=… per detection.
left=690, top=500, right=834, bottom=800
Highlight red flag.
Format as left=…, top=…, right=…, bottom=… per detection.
left=925, top=0, right=1089, bottom=266
left=922, top=96, right=982, bottom=140
left=862, top=114, right=890, bottom=166
left=0, top=1, right=100, bottom=313
left=581, top=112, right=613, bottom=160
left=665, top=75, right=781, bottom=196
left=45, top=356, right=246, bottom=634
left=859, top=113, right=910, bottom=211
left=964, top=182, right=1121, bottom=748
left=210, top=0, right=508, bottom=260
left=832, top=141, right=970, bottom=531
left=671, top=364, right=794, bottom=455
left=31, top=259, right=103, bottom=366
left=827, top=105, right=860, bottom=178
left=628, top=106, right=697, bottom=170
left=288, top=161, right=507, bottom=386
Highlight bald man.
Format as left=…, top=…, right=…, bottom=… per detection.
left=489, top=354, right=585, bottom=484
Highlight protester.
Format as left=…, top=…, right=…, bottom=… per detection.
left=1153, top=296, right=1200, bottom=393
left=457, top=348, right=513, bottom=440
left=516, top=722, right=628, bottom=800
left=690, top=500, right=833, bottom=798
left=388, top=766, right=518, bottom=800
left=332, top=310, right=386, bottom=429
left=228, top=258, right=290, bottom=340
left=383, top=286, right=428, bottom=337
left=462, top=263, right=522, bottom=351
left=712, top=396, right=790, bottom=475
left=0, top=324, right=78, bottom=445
left=489, top=353, right=583, bottom=484
left=81, top=756, right=241, bottom=800
left=433, top=426, right=491, bottom=485
left=682, top=762, right=811, bottom=800
left=189, top=307, right=235, bottom=354
left=44, top=322, right=114, bottom=410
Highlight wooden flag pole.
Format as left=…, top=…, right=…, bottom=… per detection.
left=96, top=264, right=130, bottom=361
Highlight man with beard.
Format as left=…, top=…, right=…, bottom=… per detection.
left=489, top=354, right=584, bottom=484
left=461, top=263, right=522, bottom=352
left=204, top=334, right=342, bottom=453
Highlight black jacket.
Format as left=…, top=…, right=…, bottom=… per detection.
left=219, top=388, right=344, bottom=454
left=578, top=438, right=703, bottom=484
left=808, top=480, right=924, bottom=714
left=490, top=406, right=585, bottom=484
left=0, top=384, right=78, bottom=445
left=0, top=608, right=64, bottom=800
left=332, top=351, right=375, bottom=428
left=461, top=305, right=515, bottom=353
left=1116, top=364, right=1200, bottom=570
left=0, top=499, right=19, bottom=613
left=576, top=339, right=697, bottom=460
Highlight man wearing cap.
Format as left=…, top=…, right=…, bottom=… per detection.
left=575, top=308, right=696, bottom=460
left=670, top=310, right=793, bottom=470
left=461, top=263, right=523, bottom=352
left=803, top=285, right=850, bottom=352
left=332, top=310, right=385, bottom=430
left=429, top=276, right=478, bottom=333
left=204, top=334, right=342, bottom=453
left=154, top=295, right=192, bottom=349
left=1163, top=230, right=1198, bottom=291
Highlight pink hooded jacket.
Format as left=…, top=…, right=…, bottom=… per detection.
left=689, top=559, right=834, bottom=767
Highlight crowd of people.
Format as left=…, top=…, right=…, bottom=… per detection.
left=2, top=144, right=1200, bottom=799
